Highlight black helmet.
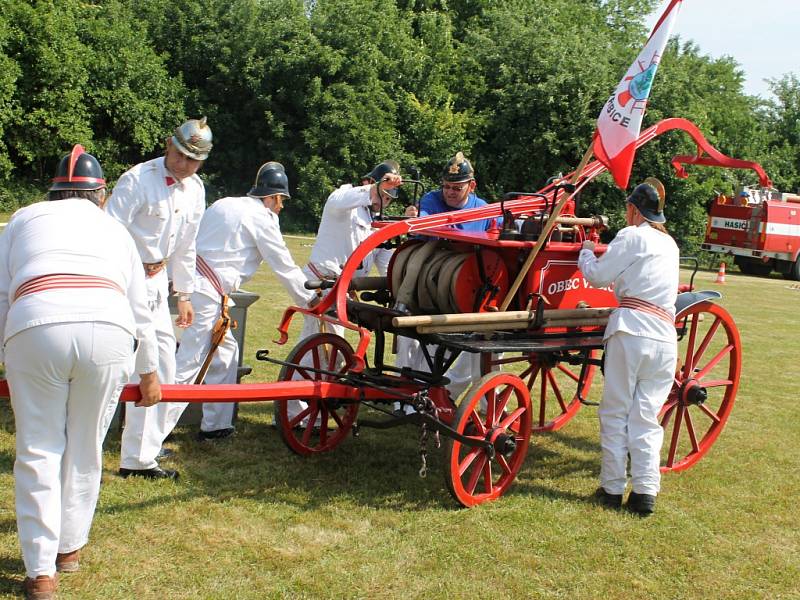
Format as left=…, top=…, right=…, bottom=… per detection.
left=442, top=151, right=474, bottom=183
left=249, top=161, right=290, bottom=198
left=49, top=145, right=106, bottom=192
left=363, top=160, right=400, bottom=198
left=627, top=178, right=665, bottom=223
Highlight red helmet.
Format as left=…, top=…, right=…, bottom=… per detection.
left=49, top=145, right=106, bottom=192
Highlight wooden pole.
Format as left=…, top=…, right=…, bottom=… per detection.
left=392, top=307, right=613, bottom=328
left=498, top=144, right=595, bottom=311
left=416, top=317, right=608, bottom=334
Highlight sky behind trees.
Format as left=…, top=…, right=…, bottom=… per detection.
left=646, top=0, right=799, bottom=98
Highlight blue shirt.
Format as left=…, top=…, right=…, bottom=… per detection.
left=419, top=190, right=494, bottom=232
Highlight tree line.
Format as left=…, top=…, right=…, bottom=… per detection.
left=0, top=0, right=797, bottom=250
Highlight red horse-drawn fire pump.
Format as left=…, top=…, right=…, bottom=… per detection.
left=0, top=118, right=751, bottom=507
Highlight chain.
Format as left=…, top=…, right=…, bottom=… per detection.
left=418, top=421, right=428, bottom=478
left=432, top=403, right=441, bottom=449
left=416, top=390, right=443, bottom=478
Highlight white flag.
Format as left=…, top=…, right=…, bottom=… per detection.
left=593, top=0, right=683, bottom=189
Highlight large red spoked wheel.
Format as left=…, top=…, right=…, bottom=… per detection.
left=660, top=301, right=742, bottom=472
left=274, top=333, right=359, bottom=456
left=501, top=351, right=597, bottom=433
left=445, top=372, right=532, bottom=507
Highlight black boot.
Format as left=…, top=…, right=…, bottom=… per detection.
left=626, top=491, right=656, bottom=515
left=593, top=487, right=623, bottom=508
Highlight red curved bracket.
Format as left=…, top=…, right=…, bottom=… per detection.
left=671, top=154, right=771, bottom=187
left=634, top=118, right=771, bottom=187
left=658, top=118, right=771, bottom=187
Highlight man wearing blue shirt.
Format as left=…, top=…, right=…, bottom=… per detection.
left=395, top=152, right=493, bottom=414
left=414, top=151, right=494, bottom=232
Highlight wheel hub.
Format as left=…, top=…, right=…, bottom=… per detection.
left=489, top=428, right=516, bottom=458
left=681, top=378, right=707, bottom=406
left=494, top=433, right=517, bottom=457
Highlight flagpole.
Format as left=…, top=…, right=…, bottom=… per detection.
left=498, top=143, right=594, bottom=311
left=498, top=0, right=681, bottom=312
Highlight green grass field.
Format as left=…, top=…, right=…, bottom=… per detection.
left=1, top=236, right=798, bottom=599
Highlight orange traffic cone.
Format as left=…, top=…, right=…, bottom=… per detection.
left=714, top=262, right=726, bottom=284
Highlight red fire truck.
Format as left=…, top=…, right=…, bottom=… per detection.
left=702, top=186, right=800, bottom=279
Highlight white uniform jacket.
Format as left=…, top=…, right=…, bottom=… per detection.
left=0, top=199, right=158, bottom=373
left=194, top=196, right=315, bottom=305
left=105, top=156, right=205, bottom=294
left=578, top=222, right=680, bottom=343
left=308, top=184, right=392, bottom=278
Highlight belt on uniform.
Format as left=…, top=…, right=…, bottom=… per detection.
left=196, top=255, right=225, bottom=298
left=194, top=255, right=236, bottom=384
left=14, top=273, right=124, bottom=302
left=143, top=260, right=167, bottom=278
left=307, top=262, right=332, bottom=281
left=619, top=297, right=674, bottom=324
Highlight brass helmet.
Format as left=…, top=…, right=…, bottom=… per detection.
left=249, top=162, right=290, bottom=198
left=442, top=151, right=474, bottom=183
left=172, top=117, right=213, bottom=161
left=49, top=144, right=106, bottom=192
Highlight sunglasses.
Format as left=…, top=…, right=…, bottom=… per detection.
left=442, top=182, right=471, bottom=192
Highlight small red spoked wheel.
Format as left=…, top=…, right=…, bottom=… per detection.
left=274, top=333, right=359, bottom=456
left=660, top=302, right=742, bottom=472
left=502, top=351, right=597, bottom=433
left=445, top=372, right=532, bottom=507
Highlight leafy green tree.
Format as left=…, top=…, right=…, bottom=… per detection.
left=0, top=0, right=185, bottom=192
left=0, top=14, right=21, bottom=180
left=757, top=74, right=800, bottom=192
left=1, top=0, right=796, bottom=245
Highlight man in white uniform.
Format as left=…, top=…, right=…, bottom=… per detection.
left=578, top=179, right=679, bottom=515
left=106, top=117, right=211, bottom=479
left=302, top=159, right=403, bottom=333
left=0, top=146, right=160, bottom=599
left=173, top=162, right=316, bottom=439
left=290, top=161, right=402, bottom=422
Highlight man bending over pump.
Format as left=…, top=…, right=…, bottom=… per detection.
left=173, top=162, right=316, bottom=440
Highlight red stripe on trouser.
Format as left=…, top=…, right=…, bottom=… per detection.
left=196, top=256, right=225, bottom=297
left=14, top=274, right=124, bottom=301
left=619, top=297, right=673, bottom=324
left=307, top=262, right=326, bottom=280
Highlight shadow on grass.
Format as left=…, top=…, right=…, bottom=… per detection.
left=0, top=553, right=24, bottom=595
left=0, top=448, right=13, bottom=474
left=0, top=516, right=17, bottom=535
left=97, top=406, right=604, bottom=514
left=0, top=401, right=15, bottom=434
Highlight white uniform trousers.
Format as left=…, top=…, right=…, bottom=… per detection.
left=120, top=272, right=178, bottom=469
left=6, top=322, right=133, bottom=577
left=599, top=332, right=677, bottom=496
left=174, top=292, right=238, bottom=431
